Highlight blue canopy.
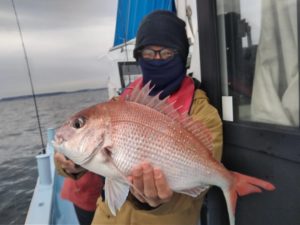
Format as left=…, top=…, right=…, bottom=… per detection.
left=113, top=0, right=175, bottom=46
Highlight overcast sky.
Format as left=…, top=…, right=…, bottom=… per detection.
left=0, top=0, right=118, bottom=98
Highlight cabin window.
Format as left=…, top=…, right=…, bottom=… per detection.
left=216, top=0, right=299, bottom=127
left=118, top=62, right=142, bottom=88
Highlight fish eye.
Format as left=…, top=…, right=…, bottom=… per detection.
left=72, top=116, right=86, bottom=129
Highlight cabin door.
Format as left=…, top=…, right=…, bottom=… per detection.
left=197, top=0, right=300, bottom=224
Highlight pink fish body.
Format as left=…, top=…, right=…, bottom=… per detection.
left=53, top=82, right=275, bottom=225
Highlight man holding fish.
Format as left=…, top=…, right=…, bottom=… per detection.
left=54, top=10, right=275, bottom=225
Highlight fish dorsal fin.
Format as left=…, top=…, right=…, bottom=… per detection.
left=125, top=80, right=171, bottom=114
left=124, top=80, right=213, bottom=152
left=124, top=80, right=178, bottom=114
left=180, top=116, right=214, bottom=152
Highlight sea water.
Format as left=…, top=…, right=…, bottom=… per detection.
left=0, top=89, right=108, bottom=225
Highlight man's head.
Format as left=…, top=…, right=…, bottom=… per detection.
left=133, top=10, right=189, bottom=99
left=134, top=10, right=189, bottom=65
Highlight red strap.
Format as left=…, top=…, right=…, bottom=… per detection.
left=167, top=77, right=195, bottom=114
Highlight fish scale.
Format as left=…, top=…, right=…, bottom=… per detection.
left=109, top=108, right=213, bottom=189
left=106, top=101, right=223, bottom=194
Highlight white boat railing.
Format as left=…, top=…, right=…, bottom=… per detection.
left=25, top=128, right=79, bottom=225
left=25, top=128, right=56, bottom=224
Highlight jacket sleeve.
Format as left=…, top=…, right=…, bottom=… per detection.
left=189, top=89, right=223, bottom=161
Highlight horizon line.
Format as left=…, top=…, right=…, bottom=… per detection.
left=0, top=87, right=108, bottom=102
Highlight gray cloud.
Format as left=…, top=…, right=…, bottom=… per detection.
left=1, top=0, right=117, bottom=31
left=0, top=0, right=118, bottom=98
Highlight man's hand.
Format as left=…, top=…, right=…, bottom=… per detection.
left=54, top=152, right=85, bottom=174
left=128, top=161, right=173, bottom=207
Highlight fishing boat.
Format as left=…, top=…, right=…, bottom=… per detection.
left=25, top=0, right=300, bottom=224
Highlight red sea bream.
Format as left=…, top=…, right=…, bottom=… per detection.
left=53, top=82, right=275, bottom=225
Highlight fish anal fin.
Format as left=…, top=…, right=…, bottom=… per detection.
left=178, top=185, right=209, bottom=197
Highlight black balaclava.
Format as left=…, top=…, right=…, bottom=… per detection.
left=133, top=10, right=189, bottom=99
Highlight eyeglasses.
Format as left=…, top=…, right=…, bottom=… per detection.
left=139, top=48, right=178, bottom=60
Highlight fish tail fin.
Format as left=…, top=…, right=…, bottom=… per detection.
left=222, top=172, right=276, bottom=225
left=232, top=172, right=276, bottom=197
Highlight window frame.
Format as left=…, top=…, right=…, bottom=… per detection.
left=197, top=0, right=300, bottom=224
left=117, top=61, right=141, bottom=88
left=197, top=0, right=300, bottom=136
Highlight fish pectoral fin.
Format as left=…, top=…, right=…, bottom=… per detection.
left=179, top=185, right=209, bottom=197
left=105, top=178, right=130, bottom=216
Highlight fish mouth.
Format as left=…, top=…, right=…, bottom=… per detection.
left=52, top=135, right=74, bottom=157
left=54, top=135, right=65, bottom=145
left=51, top=137, right=104, bottom=166
left=52, top=140, right=65, bottom=153
left=52, top=135, right=67, bottom=154
left=52, top=140, right=90, bottom=165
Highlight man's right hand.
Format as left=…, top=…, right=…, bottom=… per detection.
left=128, top=161, right=173, bottom=207
left=54, top=152, right=85, bottom=174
